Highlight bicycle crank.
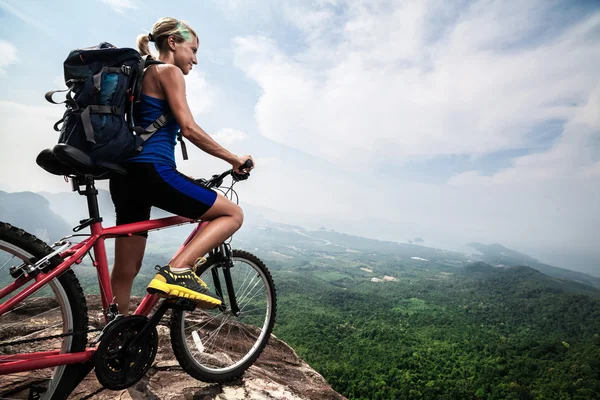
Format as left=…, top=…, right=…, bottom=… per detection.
left=93, top=315, right=158, bottom=390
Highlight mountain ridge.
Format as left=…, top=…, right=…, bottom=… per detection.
left=0, top=189, right=597, bottom=288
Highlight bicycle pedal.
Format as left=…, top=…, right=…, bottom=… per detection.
left=170, top=298, right=197, bottom=311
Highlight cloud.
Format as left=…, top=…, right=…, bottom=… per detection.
left=448, top=84, right=600, bottom=187
left=100, top=0, right=137, bottom=14
left=0, top=40, right=18, bottom=76
left=233, top=0, right=600, bottom=169
left=211, top=128, right=248, bottom=146
left=0, top=101, right=68, bottom=193
left=186, top=70, right=214, bottom=116
left=224, top=0, right=600, bottom=274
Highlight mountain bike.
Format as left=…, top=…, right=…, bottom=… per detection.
left=0, top=144, right=277, bottom=399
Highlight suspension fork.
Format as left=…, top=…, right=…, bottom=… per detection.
left=210, top=244, right=239, bottom=315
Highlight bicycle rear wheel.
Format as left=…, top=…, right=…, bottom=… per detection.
left=170, top=249, right=276, bottom=382
left=0, top=222, right=88, bottom=400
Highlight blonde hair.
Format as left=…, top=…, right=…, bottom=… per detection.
left=137, top=17, right=198, bottom=57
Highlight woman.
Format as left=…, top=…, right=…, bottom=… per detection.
left=109, top=17, right=253, bottom=315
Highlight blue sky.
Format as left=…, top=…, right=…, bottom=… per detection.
left=0, top=0, right=599, bottom=276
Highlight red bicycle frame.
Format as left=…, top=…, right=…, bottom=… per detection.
left=0, top=215, right=210, bottom=375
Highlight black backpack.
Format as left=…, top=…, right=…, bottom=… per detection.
left=46, top=42, right=187, bottom=164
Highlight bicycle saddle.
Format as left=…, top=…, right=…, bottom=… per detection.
left=36, top=144, right=126, bottom=180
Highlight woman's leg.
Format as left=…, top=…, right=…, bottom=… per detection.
left=145, top=164, right=243, bottom=307
left=111, top=235, right=147, bottom=314
left=109, top=163, right=153, bottom=314
left=169, top=195, right=243, bottom=269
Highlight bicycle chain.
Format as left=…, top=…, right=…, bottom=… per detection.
left=0, top=327, right=103, bottom=348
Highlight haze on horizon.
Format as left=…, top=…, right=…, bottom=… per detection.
left=0, top=0, right=598, bottom=277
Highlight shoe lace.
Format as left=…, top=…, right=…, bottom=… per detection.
left=191, top=271, right=208, bottom=288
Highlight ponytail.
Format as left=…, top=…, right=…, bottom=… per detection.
left=137, top=33, right=153, bottom=57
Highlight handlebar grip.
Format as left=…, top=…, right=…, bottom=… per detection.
left=242, top=159, right=253, bottom=169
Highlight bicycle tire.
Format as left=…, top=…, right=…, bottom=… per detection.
left=170, top=249, right=276, bottom=382
left=0, top=222, right=88, bottom=400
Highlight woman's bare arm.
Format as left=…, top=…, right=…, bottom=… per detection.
left=157, top=64, right=240, bottom=166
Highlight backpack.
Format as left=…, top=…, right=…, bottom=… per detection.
left=45, top=42, right=188, bottom=164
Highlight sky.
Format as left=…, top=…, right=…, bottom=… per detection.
left=0, top=0, right=599, bottom=276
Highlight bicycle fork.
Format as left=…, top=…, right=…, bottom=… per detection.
left=211, top=244, right=240, bottom=316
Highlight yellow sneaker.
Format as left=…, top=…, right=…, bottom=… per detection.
left=146, top=265, right=222, bottom=309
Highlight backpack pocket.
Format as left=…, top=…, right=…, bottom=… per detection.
left=100, top=72, right=129, bottom=107
left=88, top=113, right=141, bottom=163
left=57, top=110, right=90, bottom=154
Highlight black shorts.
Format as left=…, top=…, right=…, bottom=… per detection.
left=109, top=162, right=217, bottom=237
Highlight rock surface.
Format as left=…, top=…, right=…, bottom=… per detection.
left=1, top=295, right=345, bottom=400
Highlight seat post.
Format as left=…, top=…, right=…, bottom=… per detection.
left=71, top=175, right=102, bottom=224
left=85, top=178, right=101, bottom=221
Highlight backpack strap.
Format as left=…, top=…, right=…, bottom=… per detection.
left=133, top=55, right=162, bottom=103
left=133, top=112, right=171, bottom=138
left=133, top=112, right=189, bottom=160
left=45, top=88, right=77, bottom=108
left=81, top=105, right=121, bottom=143
left=177, top=131, right=188, bottom=160
left=131, top=55, right=189, bottom=160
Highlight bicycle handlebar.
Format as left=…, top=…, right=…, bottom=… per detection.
left=198, top=159, right=254, bottom=189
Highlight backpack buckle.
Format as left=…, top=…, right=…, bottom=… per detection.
left=121, top=65, right=132, bottom=75
left=111, top=106, right=120, bottom=114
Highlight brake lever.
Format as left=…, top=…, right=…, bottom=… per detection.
left=211, top=174, right=224, bottom=188
left=232, top=159, right=253, bottom=181
left=232, top=171, right=250, bottom=181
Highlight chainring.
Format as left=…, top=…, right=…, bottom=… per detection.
left=93, top=315, right=158, bottom=390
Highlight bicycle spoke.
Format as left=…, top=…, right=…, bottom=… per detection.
left=185, top=313, right=222, bottom=337
left=172, top=251, right=275, bottom=379
left=0, top=254, right=16, bottom=272
left=197, top=316, right=230, bottom=359
left=235, top=264, right=254, bottom=296
left=0, top=303, right=61, bottom=329
left=234, top=268, right=257, bottom=302
left=239, top=284, right=265, bottom=308
left=7, top=322, right=63, bottom=341
left=237, top=307, right=267, bottom=316
left=237, top=277, right=263, bottom=306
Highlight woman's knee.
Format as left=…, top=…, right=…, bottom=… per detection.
left=232, top=204, right=244, bottom=229
left=112, top=259, right=142, bottom=281
left=202, top=196, right=244, bottom=226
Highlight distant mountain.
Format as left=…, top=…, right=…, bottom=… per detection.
left=40, top=189, right=175, bottom=228
left=0, top=190, right=71, bottom=243
left=40, top=189, right=117, bottom=227
left=459, top=262, right=600, bottom=300
left=466, top=242, right=537, bottom=262
left=236, top=225, right=600, bottom=290
left=466, top=242, right=600, bottom=289
left=1, top=189, right=598, bottom=290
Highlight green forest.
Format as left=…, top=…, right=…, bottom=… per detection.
left=269, top=262, right=600, bottom=400
left=1, top=191, right=599, bottom=400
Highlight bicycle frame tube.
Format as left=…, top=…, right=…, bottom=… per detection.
left=0, top=216, right=207, bottom=375
left=0, top=216, right=196, bottom=317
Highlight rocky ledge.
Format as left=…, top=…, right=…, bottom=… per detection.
left=1, top=295, right=345, bottom=400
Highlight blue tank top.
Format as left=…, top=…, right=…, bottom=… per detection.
left=128, top=94, right=180, bottom=168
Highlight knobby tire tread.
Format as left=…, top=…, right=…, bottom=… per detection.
left=0, top=222, right=89, bottom=400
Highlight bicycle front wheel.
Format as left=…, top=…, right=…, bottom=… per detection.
left=170, top=249, right=276, bottom=382
left=0, top=222, right=88, bottom=400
